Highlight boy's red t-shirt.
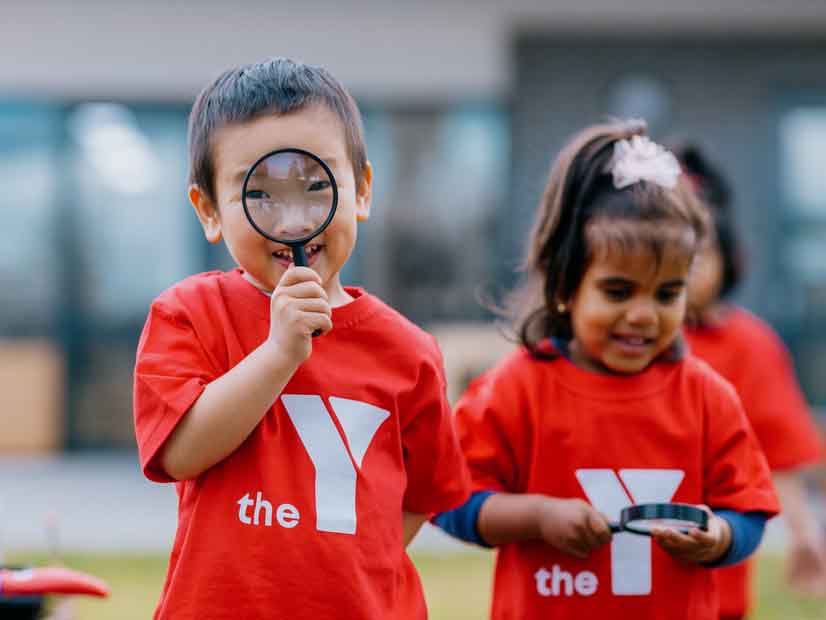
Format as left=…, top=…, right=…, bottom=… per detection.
left=133, top=270, right=470, bottom=620
left=685, top=307, right=824, bottom=619
left=456, top=347, right=779, bottom=620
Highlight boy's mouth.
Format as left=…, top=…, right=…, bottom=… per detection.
left=272, top=244, right=323, bottom=266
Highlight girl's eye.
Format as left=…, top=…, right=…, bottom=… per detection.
left=603, top=288, right=631, bottom=301
left=307, top=180, right=331, bottom=192
left=656, top=289, right=681, bottom=304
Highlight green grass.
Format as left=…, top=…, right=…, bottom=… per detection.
left=7, top=550, right=825, bottom=619
left=752, top=552, right=826, bottom=620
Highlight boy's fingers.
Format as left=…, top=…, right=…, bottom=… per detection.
left=306, top=312, right=333, bottom=335
left=276, top=280, right=328, bottom=300
left=292, top=298, right=332, bottom=316
left=278, top=266, right=322, bottom=287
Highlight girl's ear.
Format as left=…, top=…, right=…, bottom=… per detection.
left=189, top=184, right=222, bottom=243
left=355, top=161, right=373, bottom=222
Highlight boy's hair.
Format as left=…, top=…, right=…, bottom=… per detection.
left=510, top=120, right=709, bottom=355
left=668, top=140, right=743, bottom=298
left=188, top=57, right=368, bottom=202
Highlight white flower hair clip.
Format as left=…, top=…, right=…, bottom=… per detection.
left=610, top=135, right=681, bottom=190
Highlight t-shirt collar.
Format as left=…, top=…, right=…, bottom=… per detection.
left=227, top=268, right=381, bottom=329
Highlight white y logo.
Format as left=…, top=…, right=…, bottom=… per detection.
left=282, top=395, right=389, bottom=535
left=575, top=469, right=684, bottom=595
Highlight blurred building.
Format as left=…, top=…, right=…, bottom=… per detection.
left=2, top=1, right=826, bottom=451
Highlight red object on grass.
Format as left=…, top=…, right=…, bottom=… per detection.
left=0, top=567, right=109, bottom=598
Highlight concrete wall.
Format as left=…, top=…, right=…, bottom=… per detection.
left=2, top=1, right=826, bottom=102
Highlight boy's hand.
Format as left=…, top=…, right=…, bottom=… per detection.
left=536, top=497, right=613, bottom=559
left=651, top=505, right=731, bottom=564
left=268, top=266, right=332, bottom=363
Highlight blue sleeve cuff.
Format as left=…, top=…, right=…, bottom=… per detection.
left=433, top=490, right=496, bottom=547
left=708, top=509, right=769, bottom=567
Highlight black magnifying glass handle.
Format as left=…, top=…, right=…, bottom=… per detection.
left=289, top=242, right=321, bottom=337
left=291, top=243, right=309, bottom=268
left=241, top=148, right=338, bottom=341
left=609, top=522, right=623, bottom=534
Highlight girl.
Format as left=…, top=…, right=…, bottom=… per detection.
left=676, top=142, right=826, bottom=618
left=435, top=121, right=779, bottom=620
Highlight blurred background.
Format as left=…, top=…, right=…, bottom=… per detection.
left=1, top=1, right=825, bottom=618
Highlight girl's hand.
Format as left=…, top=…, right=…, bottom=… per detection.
left=536, top=497, right=613, bottom=559
left=268, top=266, right=332, bottom=363
left=651, top=505, right=731, bottom=564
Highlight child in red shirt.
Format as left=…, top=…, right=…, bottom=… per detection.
left=132, top=57, right=470, bottom=620
left=435, top=121, right=779, bottom=620
left=676, top=142, right=826, bottom=618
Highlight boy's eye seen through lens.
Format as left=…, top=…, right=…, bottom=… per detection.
left=307, top=180, right=331, bottom=192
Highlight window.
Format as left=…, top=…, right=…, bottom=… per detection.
left=67, top=103, right=195, bottom=325
left=777, top=100, right=826, bottom=405
left=358, top=103, right=508, bottom=323
left=0, top=101, right=62, bottom=335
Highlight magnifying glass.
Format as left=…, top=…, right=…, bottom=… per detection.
left=609, top=503, right=708, bottom=536
left=242, top=148, right=338, bottom=337
left=241, top=147, right=338, bottom=267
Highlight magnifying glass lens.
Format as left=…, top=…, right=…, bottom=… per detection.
left=243, top=150, right=335, bottom=244
left=624, top=517, right=700, bottom=534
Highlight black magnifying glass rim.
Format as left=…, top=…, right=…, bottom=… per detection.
left=241, top=147, right=339, bottom=246
left=619, top=502, right=708, bottom=536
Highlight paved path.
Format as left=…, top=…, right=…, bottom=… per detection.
left=0, top=453, right=806, bottom=556
left=0, top=453, right=464, bottom=555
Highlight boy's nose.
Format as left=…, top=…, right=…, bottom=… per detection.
left=274, top=209, right=316, bottom=239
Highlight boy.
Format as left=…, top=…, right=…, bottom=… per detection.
left=133, top=57, right=470, bottom=619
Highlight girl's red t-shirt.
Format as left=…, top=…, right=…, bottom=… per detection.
left=456, top=346, right=779, bottom=620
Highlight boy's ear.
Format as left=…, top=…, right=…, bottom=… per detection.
left=189, top=184, right=222, bottom=244
left=355, top=161, right=373, bottom=222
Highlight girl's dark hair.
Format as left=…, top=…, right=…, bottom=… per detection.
left=188, top=57, right=368, bottom=202
left=510, top=120, right=709, bottom=357
left=667, top=140, right=743, bottom=298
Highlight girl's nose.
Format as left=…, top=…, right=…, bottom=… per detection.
left=625, top=300, right=657, bottom=326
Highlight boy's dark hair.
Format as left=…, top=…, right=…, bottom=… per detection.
left=188, top=57, right=368, bottom=201
left=667, top=140, right=743, bottom=298
left=509, top=120, right=709, bottom=357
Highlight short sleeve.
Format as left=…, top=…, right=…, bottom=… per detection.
left=454, top=368, right=527, bottom=495
left=702, top=373, right=780, bottom=515
left=133, top=302, right=219, bottom=482
left=399, top=336, right=471, bottom=513
left=737, top=327, right=824, bottom=470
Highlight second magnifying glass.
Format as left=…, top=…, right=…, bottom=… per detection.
left=242, top=148, right=338, bottom=335
left=609, top=503, right=708, bottom=536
